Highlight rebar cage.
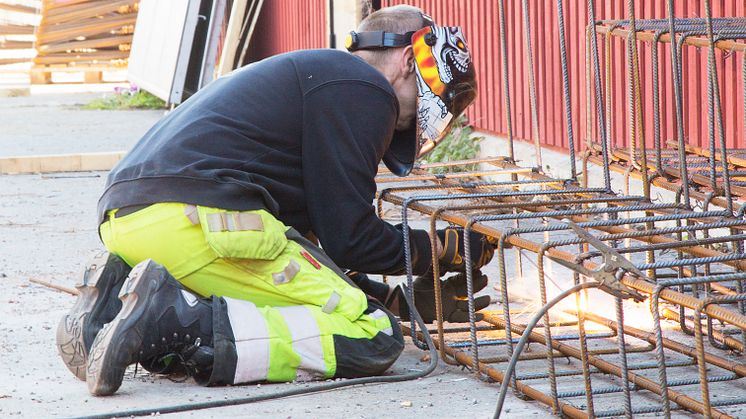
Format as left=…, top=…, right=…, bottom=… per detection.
left=375, top=1, right=746, bottom=418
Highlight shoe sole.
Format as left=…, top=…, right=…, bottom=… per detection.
left=86, top=259, right=163, bottom=396
left=56, top=252, right=113, bottom=381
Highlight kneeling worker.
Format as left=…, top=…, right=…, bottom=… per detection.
left=56, top=5, right=494, bottom=396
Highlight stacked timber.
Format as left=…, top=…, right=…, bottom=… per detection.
left=32, top=0, right=138, bottom=83
left=0, top=1, right=40, bottom=67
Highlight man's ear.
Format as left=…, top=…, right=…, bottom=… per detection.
left=399, top=45, right=415, bottom=77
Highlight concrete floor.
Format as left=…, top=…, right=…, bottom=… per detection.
left=0, top=87, right=552, bottom=418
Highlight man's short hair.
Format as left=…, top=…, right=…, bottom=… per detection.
left=353, top=5, right=429, bottom=68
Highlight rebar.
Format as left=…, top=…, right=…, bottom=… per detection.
left=694, top=294, right=746, bottom=418
left=556, top=0, right=575, bottom=179
left=587, top=0, right=612, bottom=192
left=494, top=282, right=600, bottom=419
left=375, top=1, right=746, bottom=418
left=381, top=167, right=746, bottom=417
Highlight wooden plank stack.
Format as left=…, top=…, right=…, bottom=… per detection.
left=0, top=1, right=40, bottom=67
left=32, top=0, right=138, bottom=83
left=217, top=0, right=264, bottom=76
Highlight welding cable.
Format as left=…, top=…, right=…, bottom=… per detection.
left=69, top=289, right=439, bottom=419
left=493, top=281, right=600, bottom=419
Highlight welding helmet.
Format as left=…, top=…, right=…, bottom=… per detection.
left=346, top=15, right=477, bottom=176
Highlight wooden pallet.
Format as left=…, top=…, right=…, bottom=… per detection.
left=0, top=1, right=40, bottom=73
left=0, top=23, right=35, bottom=35
left=0, top=39, right=34, bottom=49
left=0, top=151, right=126, bottom=174
left=0, top=2, right=38, bottom=15
left=31, top=0, right=137, bottom=83
left=29, top=63, right=125, bottom=84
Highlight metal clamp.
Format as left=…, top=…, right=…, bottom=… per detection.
left=548, top=219, right=648, bottom=302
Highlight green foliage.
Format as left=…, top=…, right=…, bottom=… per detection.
left=82, top=90, right=166, bottom=110
left=419, top=115, right=484, bottom=174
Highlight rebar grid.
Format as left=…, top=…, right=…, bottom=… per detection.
left=372, top=1, right=746, bottom=418
left=54, top=3, right=746, bottom=419
left=375, top=156, right=746, bottom=418
left=585, top=16, right=746, bottom=211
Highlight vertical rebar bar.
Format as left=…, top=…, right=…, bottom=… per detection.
left=605, top=32, right=614, bottom=160
left=497, top=234, right=516, bottom=388
left=626, top=0, right=650, bottom=200
left=497, top=0, right=514, bottom=163
left=650, top=285, right=672, bottom=418
left=522, top=0, right=543, bottom=170
left=615, top=281, right=632, bottom=414
left=556, top=0, right=576, bottom=179
left=690, top=295, right=746, bottom=419
left=536, top=246, right=559, bottom=413
left=667, top=0, right=691, bottom=208
left=703, top=0, right=734, bottom=214
left=586, top=24, right=593, bottom=152
left=463, top=223, right=481, bottom=378
left=707, top=46, right=719, bottom=193
left=587, top=0, right=613, bottom=193
left=651, top=30, right=666, bottom=175
left=400, top=200, right=425, bottom=349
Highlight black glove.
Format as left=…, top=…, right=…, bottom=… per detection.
left=436, top=227, right=496, bottom=272
left=388, top=270, right=491, bottom=323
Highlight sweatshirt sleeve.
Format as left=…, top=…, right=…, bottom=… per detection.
left=301, top=80, right=432, bottom=275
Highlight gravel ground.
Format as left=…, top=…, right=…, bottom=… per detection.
left=0, top=90, right=164, bottom=157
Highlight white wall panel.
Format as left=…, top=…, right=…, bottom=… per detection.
left=127, top=0, right=199, bottom=103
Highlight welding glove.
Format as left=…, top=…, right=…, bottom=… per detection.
left=437, top=227, right=496, bottom=273
left=387, top=270, right=491, bottom=323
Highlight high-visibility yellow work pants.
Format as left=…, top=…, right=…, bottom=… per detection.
left=99, top=202, right=403, bottom=383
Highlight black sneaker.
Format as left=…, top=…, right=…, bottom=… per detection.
left=56, top=252, right=130, bottom=381
left=86, top=259, right=213, bottom=396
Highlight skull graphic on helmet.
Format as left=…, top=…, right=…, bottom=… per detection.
left=411, top=23, right=477, bottom=156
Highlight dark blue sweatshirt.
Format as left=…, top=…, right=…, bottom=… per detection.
left=99, top=49, right=432, bottom=275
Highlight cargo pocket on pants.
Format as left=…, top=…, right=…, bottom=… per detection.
left=259, top=242, right=369, bottom=322
left=194, top=205, right=289, bottom=260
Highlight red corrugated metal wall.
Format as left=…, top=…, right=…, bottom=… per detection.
left=382, top=0, right=746, bottom=152
left=248, top=0, right=328, bottom=61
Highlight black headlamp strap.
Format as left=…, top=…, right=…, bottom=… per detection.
left=346, top=30, right=416, bottom=52
left=347, top=11, right=436, bottom=52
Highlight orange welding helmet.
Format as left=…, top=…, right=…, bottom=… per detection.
left=347, top=14, right=476, bottom=176
left=411, top=24, right=477, bottom=159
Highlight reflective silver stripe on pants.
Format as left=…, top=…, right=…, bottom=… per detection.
left=224, top=297, right=270, bottom=384
left=276, top=305, right=326, bottom=381
left=370, top=309, right=393, bottom=335
left=369, top=309, right=387, bottom=319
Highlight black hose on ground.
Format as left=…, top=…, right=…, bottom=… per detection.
left=493, top=282, right=601, bottom=419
